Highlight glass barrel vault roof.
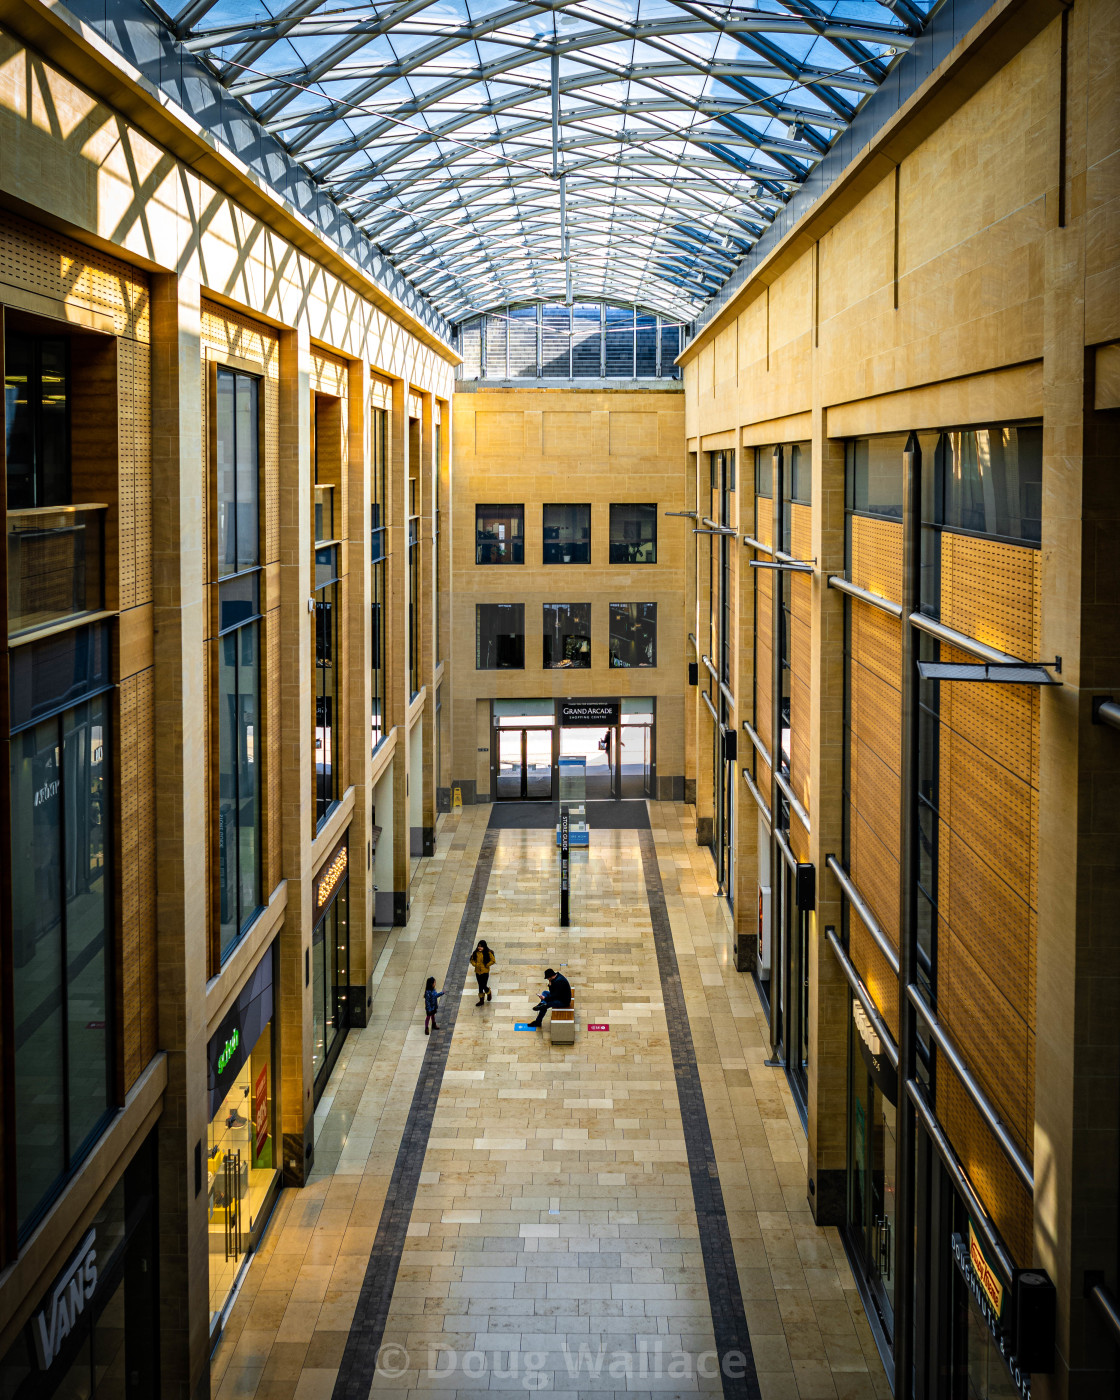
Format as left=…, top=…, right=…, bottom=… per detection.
left=168, top=0, right=934, bottom=324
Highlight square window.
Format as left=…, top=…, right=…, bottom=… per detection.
left=609, top=602, right=656, bottom=668
left=476, top=604, right=525, bottom=669
left=543, top=504, right=591, bottom=564
left=475, top=504, right=524, bottom=564
left=543, top=604, right=591, bottom=668
left=609, top=504, right=657, bottom=564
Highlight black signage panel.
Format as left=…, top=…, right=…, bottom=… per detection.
left=559, top=808, right=570, bottom=928
left=560, top=700, right=619, bottom=727
left=207, top=951, right=273, bottom=1117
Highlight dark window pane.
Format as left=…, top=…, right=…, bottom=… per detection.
left=609, top=504, right=657, bottom=564
left=63, top=694, right=110, bottom=1155
left=11, top=717, right=66, bottom=1228
left=236, top=374, right=259, bottom=569
left=848, top=435, right=905, bottom=518
left=788, top=442, right=811, bottom=504
left=609, top=602, right=656, bottom=668
left=315, top=580, right=338, bottom=828
left=543, top=504, right=590, bottom=564
left=572, top=303, right=601, bottom=376
left=543, top=603, right=591, bottom=668
left=372, top=560, right=385, bottom=752
left=216, top=370, right=260, bottom=576
left=636, top=314, right=656, bottom=376
left=9, top=622, right=111, bottom=731
left=218, top=571, right=261, bottom=634
left=218, top=620, right=262, bottom=960
left=938, top=425, right=1042, bottom=542
left=476, top=604, right=524, bottom=669
left=238, top=625, right=262, bottom=933
left=755, top=447, right=772, bottom=498
left=5, top=334, right=69, bottom=510
left=605, top=306, right=633, bottom=376
left=476, top=504, right=524, bottom=564
left=216, top=370, right=236, bottom=575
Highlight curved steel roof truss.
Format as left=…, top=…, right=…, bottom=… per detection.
left=173, top=0, right=933, bottom=322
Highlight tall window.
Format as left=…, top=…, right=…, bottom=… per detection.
left=408, top=506, right=420, bottom=699
left=9, top=626, right=113, bottom=1236
left=371, top=406, right=387, bottom=752
left=5, top=332, right=69, bottom=508
left=476, top=504, right=523, bottom=564
left=543, top=603, right=591, bottom=668
left=314, top=546, right=340, bottom=829
left=477, top=604, right=524, bottom=669
left=543, top=504, right=591, bottom=564
left=609, top=503, right=657, bottom=563
left=609, top=602, right=657, bottom=667
left=215, top=369, right=263, bottom=960
left=435, top=417, right=442, bottom=664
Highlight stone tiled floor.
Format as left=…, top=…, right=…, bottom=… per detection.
left=212, top=804, right=889, bottom=1400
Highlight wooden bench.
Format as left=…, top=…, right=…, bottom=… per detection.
left=548, top=1008, right=576, bottom=1044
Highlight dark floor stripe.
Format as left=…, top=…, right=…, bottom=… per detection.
left=332, top=829, right=499, bottom=1400
left=639, top=828, right=761, bottom=1400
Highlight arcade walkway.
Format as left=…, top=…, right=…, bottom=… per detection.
left=211, top=806, right=888, bottom=1400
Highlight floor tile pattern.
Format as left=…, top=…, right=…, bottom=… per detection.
left=211, top=803, right=890, bottom=1400
left=333, top=831, right=499, bottom=1399
left=638, top=830, right=758, bottom=1400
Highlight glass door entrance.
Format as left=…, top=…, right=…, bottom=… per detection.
left=847, top=1003, right=897, bottom=1339
left=496, top=727, right=553, bottom=800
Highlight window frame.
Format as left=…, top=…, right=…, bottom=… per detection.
left=608, top=503, right=658, bottom=565
left=608, top=601, right=657, bottom=668
left=476, top=602, right=525, bottom=670
left=543, top=602, right=592, bottom=669
left=542, top=503, right=591, bottom=565
left=475, top=503, right=524, bottom=565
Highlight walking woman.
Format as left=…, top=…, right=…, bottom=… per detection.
left=470, top=940, right=496, bottom=1006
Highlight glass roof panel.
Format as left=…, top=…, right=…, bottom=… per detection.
left=174, top=0, right=935, bottom=322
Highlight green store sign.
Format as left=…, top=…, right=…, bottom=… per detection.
left=217, top=1028, right=239, bottom=1075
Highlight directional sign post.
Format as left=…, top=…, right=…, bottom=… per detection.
left=560, top=806, right=570, bottom=928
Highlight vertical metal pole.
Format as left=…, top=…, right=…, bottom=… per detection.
left=769, top=446, right=784, bottom=1061
left=551, top=51, right=560, bottom=177
left=560, top=806, right=570, bottom=927
left=895, top=430, right=922, bottom=1399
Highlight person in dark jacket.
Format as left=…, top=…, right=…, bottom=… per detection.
left=470, top=940, right=496, bottom=1005
left=423, top=976, right=444, bottom=1034
left=529, top=968, right=571, bottom=1028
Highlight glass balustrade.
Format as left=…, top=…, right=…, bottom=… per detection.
left=8, top=504, right=106, bottom=637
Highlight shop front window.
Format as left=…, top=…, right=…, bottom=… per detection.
left=311, top=844, right=350, bottom=1094
left=372, top=406, right=387, bottom=752
left=0, top=1127, right=160, bottom=1399
left=847, top=997, right=897, bottom=1341
left=207, top=957, right=277, bottom=1332
left=9, top=624, right=113, bottom=1237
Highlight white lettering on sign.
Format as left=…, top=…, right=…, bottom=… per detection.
left=33, top=1229, right=98, bottom=1371
left=34, top=780, right=60, bottom=807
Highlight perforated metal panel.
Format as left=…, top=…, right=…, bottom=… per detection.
left=850, top=514, right=903, bottom=602
left=0, top=210, right=150, bottom=341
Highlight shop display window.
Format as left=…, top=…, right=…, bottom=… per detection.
left=207, top=1020, right=276, bottom=1330
left=311, top=867, right=350, bottom=1093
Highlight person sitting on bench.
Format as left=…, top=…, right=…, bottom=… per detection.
left=529, top=968, right=571, bottom=1028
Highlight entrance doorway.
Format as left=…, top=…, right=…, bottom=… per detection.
left=491, top=699, right=655, bottom=801
left=497, top=726, right=553, bottom=800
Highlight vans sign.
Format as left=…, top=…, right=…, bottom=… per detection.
left=32, top=1229, right=98, bottom=1370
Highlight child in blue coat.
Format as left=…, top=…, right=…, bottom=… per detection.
left=424, top=977, right=444, bottom=1034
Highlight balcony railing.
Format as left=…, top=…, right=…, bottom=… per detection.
left=8, top=504, right=106, bottom=638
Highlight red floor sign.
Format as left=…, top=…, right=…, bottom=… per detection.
left=587, top=1023, right=609, bottom=1031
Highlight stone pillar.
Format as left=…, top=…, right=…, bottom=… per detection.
left=419, top=389, right=437, bottom=854
left=150, top=271, right=209, bottom=1400
left=346, top=356, right=375, bottom=1025
left=805, top=421, right=849, bottom=1226
left=1034, top=11, right=1120, bottom=1382
left=277, top=325, right=314, bottom=1184
left=389, top=378, right=410, bottom=924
